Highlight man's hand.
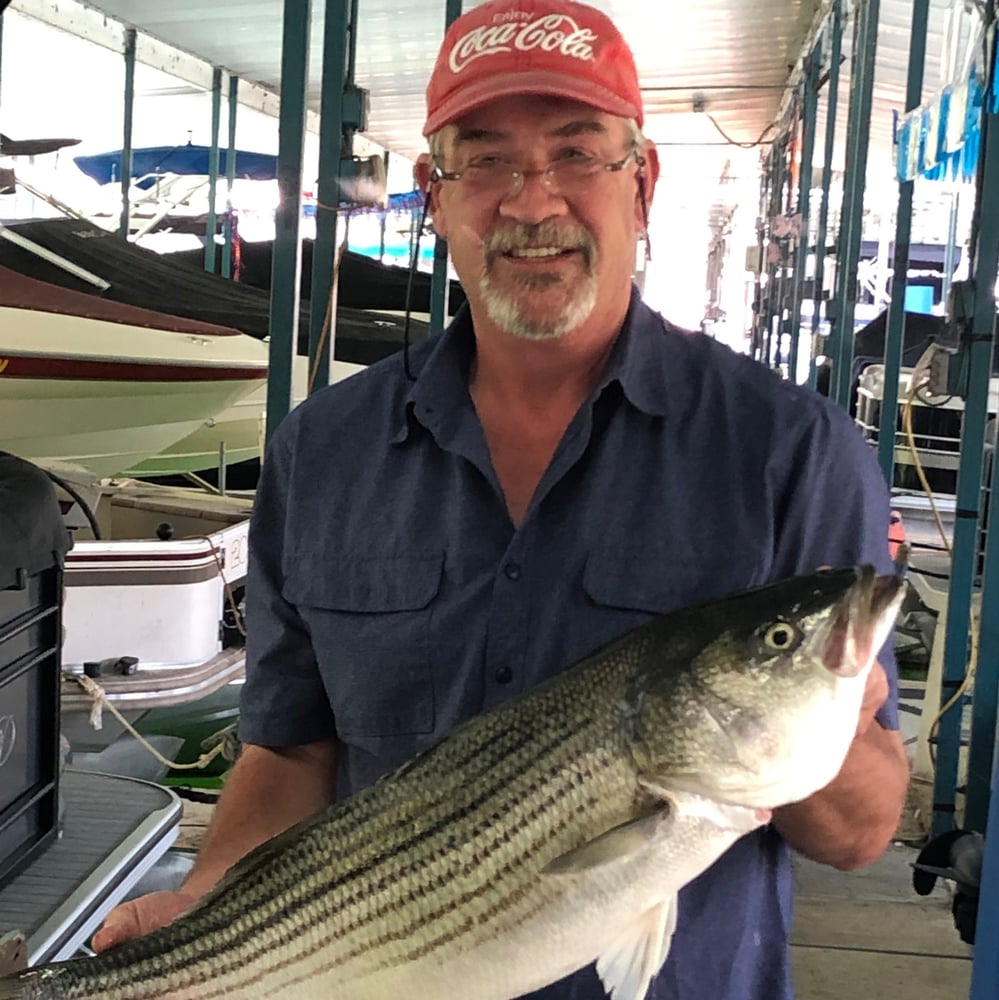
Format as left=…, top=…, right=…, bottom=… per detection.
left=773, top=659, right=908, bottom=870
left=91, top=741, right=339, bottom=954
left=92, top=891, right=198, bottom=953
left=856, top=658, right=890, bottom=737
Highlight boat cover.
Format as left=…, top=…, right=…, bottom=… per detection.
left=0, top=452, right=72, bottom=588
left=0, top=264, right=244, bottom=337
left=0, top=219, right=434, bottom=362
left=74, top=146, right=279, bottom=187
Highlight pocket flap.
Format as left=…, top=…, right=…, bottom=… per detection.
left=284, top=553, right=444, bottom=612
left=582, top=550, right=690, bottom=616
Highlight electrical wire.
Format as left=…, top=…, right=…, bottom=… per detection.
left=704, top=113, right=777, bottom=149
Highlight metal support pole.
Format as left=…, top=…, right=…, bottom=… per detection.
left=762, top=139, right=788, bottom=370
left=877, top=0, right=930, bottom=481
left=265, top=0, right=311, bottom=445
left=808, top=2, right=844, bottom=391
left=829, top=0, right=881, bottom=409
left=429, top=0, right=464, bottom=335
left=309, top=0, right=351, bottom=393
left=942, top=189, right=960, bottom=307
left=932, top=12, right=999, bottom=837
left=119, top=28, right=137, bottom=240
left=966, top=51, right=999, bottom=836
left=788, top=48, right=820, bottom=384
left=772, top=138, right=793, bottom=371
left=205, top=67, right=223, bottom=274
left=0, top=13, right=5, bottom=107
left=750, top=161, right=770, bottom=364
left=970, top=772, right=999, bottom=998
left=221, top=75, right=239, bottom=280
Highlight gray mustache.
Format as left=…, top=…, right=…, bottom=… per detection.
left=484, top=222, right=595, bottom=262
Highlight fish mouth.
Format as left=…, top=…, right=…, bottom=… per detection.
left=822, top=566, right=906, bottom=677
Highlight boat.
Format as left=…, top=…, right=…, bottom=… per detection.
left=55, top=476, right=254, bottom=778
left=0, top=265, right=269, bottom=477
left=123, top=354, right=366, bottom=477
left=0, top=217, right=435, bottom=362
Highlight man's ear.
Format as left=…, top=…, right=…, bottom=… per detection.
left=637, top=141, right=659, bottom=218
left=414, top=153, right=434, bottom=193
left=414, top=153, right=448, bottom=238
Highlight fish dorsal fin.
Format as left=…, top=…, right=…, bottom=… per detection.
left=542, top=808, right=673, bottom=875
left=595, top=896, right=678, bottom=1000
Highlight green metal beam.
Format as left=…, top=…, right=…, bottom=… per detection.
left=204, top=67, right=222, bottom=274
left=808, top=1, right=844, bottom=391
left=965, top=23, right=999, bottom=833
left=119, top=28, right=136, bottom=240
left=877, top=0, right=929, bottom=481
left=308, top=0, right=351, bottom=393
left=829, top=0, right=881, bottom=409
left=787, top=47, right=820, bottom=384
left=221, top=74, right=239, bottom=280
left=932, top=13, right=999, bottom=836
left=265, top=0, right=311, bottom=445
left=429, top=0, right=465, bottom=335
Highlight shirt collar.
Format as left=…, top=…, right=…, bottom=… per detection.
left=595, top=285, right=674, bottom=419
left=390, top=285, right=685, bottom=443
left=390, top=305, right=477, bottom=444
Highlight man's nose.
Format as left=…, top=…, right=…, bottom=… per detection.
left=497, top=169, right=569, bottom=224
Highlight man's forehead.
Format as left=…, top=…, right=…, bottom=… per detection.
left=448, top=98, right=626, bottom=147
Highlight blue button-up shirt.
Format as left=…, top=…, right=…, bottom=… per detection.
left=239, top=287, right=897, bottom=1000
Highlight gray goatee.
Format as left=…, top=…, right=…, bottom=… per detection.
left=480, top=220, right=597, bottom=340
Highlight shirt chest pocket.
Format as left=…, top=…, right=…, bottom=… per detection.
left=582, top=548, right=762, bottom=623
left=282, top=553, right=443, bottom=738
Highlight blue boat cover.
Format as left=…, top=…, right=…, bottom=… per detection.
left=74, top=146, right=279, bottom=187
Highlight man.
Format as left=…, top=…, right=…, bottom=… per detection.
left=95, top=1, right=909, bottom=996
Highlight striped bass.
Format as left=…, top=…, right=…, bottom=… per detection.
left=0, top=565, right=904, bottom=1000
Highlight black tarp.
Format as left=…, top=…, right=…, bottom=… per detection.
left=0, top=453, right=72, bottom=588
left=171, top=237, right=467, bottom=316
left=0, top=219, right=430, bottom=364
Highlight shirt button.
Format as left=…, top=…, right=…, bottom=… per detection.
left=503, top=562, right=522, bottom=581
left=495, top=666, right=513, bottom=685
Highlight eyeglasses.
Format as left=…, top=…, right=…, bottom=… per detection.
left=431, top=147, right=644, bottom=200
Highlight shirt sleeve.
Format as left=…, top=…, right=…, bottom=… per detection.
left=237, top=416, right=338, bottom=748
left=770, top=397, right=900, bottom=730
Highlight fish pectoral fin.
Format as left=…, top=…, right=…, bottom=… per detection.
left=595, top=895, right=678, bottom=1000
left=542, top=809, right=673, bottom=876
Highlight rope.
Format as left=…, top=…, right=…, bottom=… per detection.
left=62, top=671, right=233, bottom=772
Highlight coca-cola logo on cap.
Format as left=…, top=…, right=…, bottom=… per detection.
left=449, top=13, right=598, bottom=74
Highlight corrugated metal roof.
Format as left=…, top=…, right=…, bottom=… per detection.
left=7, top=0, right=982, bottom=201
left=24, top=0, right=827, bottom=160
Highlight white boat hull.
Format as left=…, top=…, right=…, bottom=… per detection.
left=0, top=300, right=269, bottom=478
left=124, top=356, right=366, bottom=476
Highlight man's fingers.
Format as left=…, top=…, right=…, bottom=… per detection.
left=91, top=892, right=195, bottom=953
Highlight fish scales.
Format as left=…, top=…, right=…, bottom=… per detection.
left=0, top=566, right=905, bottom=1000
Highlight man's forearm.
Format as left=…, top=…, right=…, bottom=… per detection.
left=181, top=739, right=339, bottom=898
left=773, top=723, right=908, bottom=871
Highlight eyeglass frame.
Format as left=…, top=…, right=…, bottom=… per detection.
left=428, top=145, right=646, bottom=199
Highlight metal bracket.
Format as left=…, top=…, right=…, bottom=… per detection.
left=341, top=84, right=370, bottom=132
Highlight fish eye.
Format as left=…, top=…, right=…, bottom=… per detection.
left=762, top=621, right=800, bottom=651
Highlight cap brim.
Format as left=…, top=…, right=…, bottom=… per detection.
left=423, top=69, right=641, bottom=135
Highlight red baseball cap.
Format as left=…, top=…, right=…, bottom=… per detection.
left=423, top=0, right=643, bottom=136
